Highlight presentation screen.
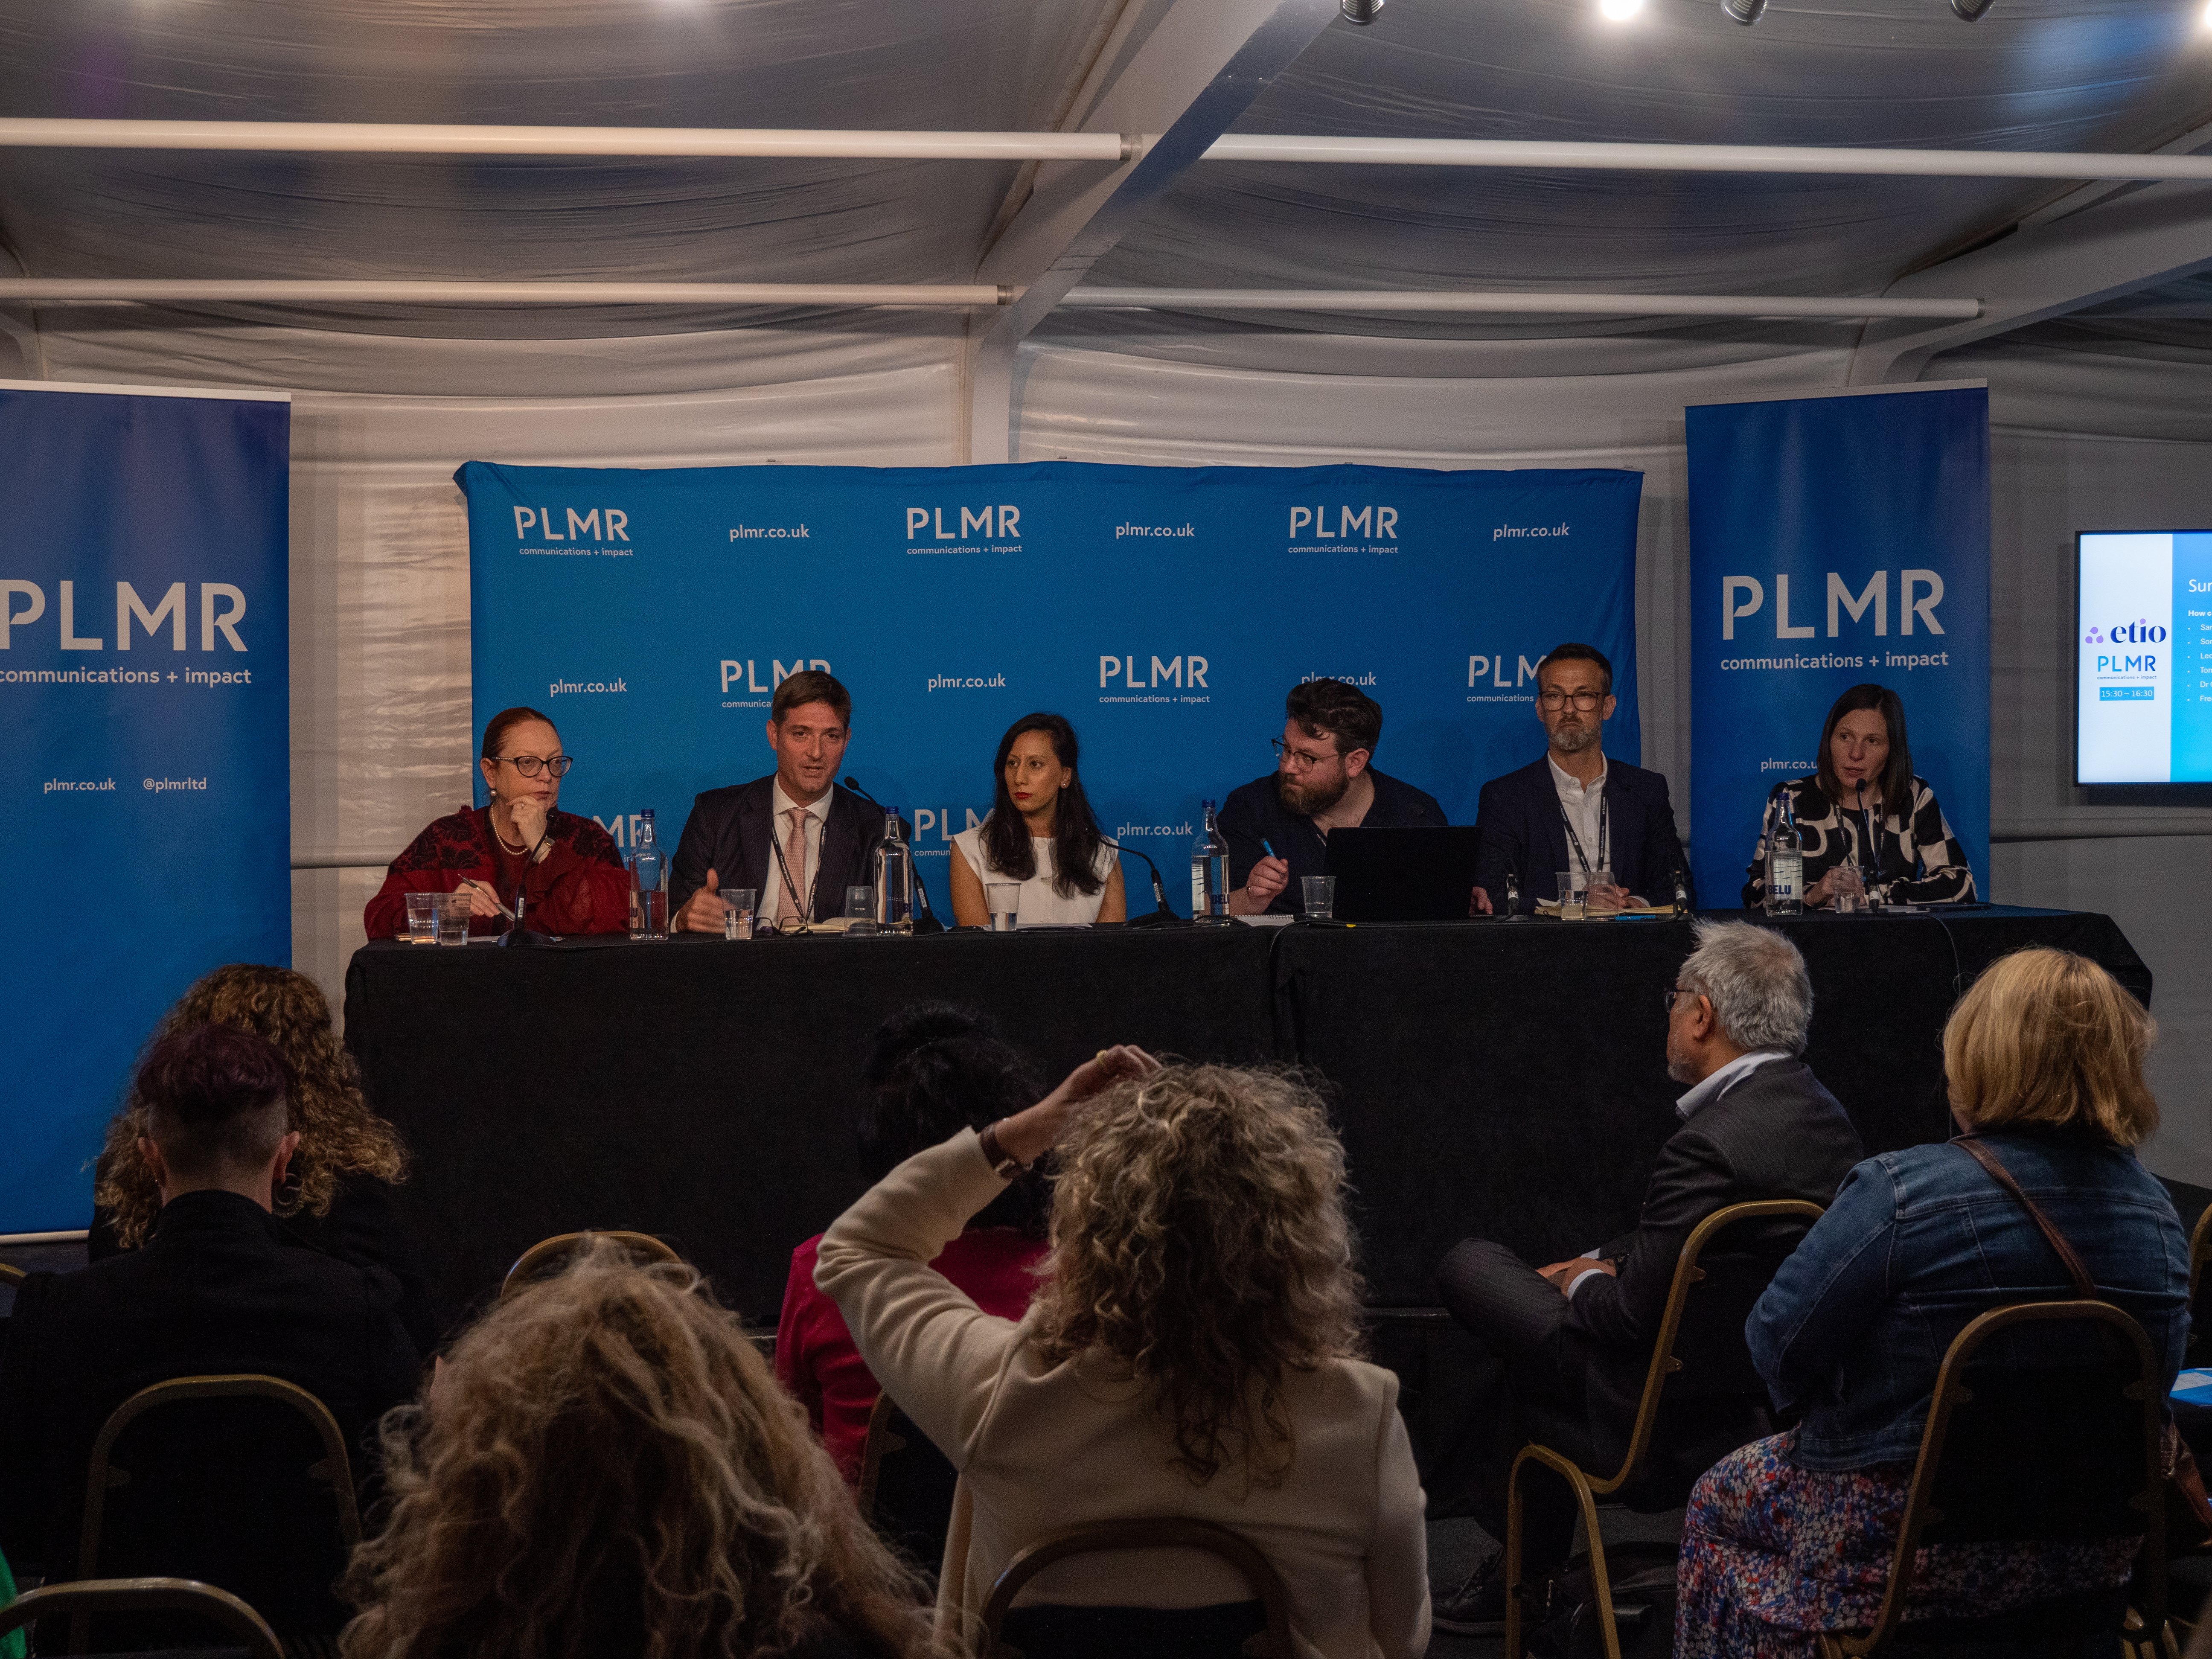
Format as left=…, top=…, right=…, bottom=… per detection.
left=2075, top=530, right=2212, bottom=785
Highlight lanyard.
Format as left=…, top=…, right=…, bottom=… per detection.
left=1560, top=792, right=1609, bottom=879
left=769, top=815, right=820, bottom=921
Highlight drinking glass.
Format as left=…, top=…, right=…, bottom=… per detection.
left=1586, top=865, right=1621, bottom=917
left=986, top=882, right=1020, bottom=933
left=846, top=885, right=879, bottom=935
left=1557, top=869, right=1586, bottom=921
left=405, top=892, right=437, bottom=943
left=1831, top=862, right=1869, bottom=915
left=433, top=891, right=473, bottom=946
left=722, top=887, right=758, bottom=940
left=1301, top=875, right=1336, bottom=921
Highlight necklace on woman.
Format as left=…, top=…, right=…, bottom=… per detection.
left=492, top=807, right=529, bottom=856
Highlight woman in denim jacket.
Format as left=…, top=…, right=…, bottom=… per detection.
left=1676, top=947, right=2188, bottom=1658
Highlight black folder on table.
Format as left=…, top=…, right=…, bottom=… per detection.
left=1323, top=826, right=1483, bottom=923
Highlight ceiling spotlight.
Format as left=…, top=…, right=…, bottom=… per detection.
left=1340, top=0, right=1382, bottom=20
left=1599, top=0, right=1644, bottom=20
left=1949, top=0, right=1994, bottom=16
left=1722, top=0, right=1767, bottom=20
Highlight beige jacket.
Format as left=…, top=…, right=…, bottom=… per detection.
left=815, top=1129, right=1430, bottom=1659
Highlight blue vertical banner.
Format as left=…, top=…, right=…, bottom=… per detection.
left=459, top=460, right=1644, bottom=882
left=1, top=381, right=291, bottom=1233
left=1686, top=386, right=1990, bottom=908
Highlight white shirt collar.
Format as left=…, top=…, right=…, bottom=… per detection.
left=770, top=777, right=832, bottom=824
left=1548, top=752, right=1608, bottom=797
left=1675, top=1049, right=1788, bottom=1122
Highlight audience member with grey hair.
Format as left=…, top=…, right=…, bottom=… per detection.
left=1426, top=918, right=1863, bottom=1636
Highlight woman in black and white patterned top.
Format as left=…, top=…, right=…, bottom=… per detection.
left=1740, top=684, right=1977, bottom=909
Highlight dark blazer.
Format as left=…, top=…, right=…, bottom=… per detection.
left=1473, top=754, right=1690, bottom=913
left=1565, top=1058, right=1864, bottom=1439
left=0, top=1189, right=422, bottom=1578
left=670, top=776, right=887, bottom=923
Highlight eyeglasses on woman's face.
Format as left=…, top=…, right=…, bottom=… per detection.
left=498, top=753, right=575, bottom=779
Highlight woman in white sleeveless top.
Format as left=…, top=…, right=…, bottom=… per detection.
left=951, top=713, right=1126, bottom=927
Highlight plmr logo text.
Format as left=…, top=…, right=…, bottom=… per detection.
left=1289, top=506, right=1398, bottom=540
left=1101, top=655, right=1210, bottom=689
left=907, top=506, right=1021, bottom=541
left=720, top=658, right=832, bottom=693
left=1720, top=570, right=1945, bottom=640
left=514, top=507, right=630, bottom=543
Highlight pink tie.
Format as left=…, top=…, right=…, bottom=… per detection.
left=782, top=806, right=809, bottom=919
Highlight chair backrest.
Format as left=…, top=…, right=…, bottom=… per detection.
left=76, top=1374, right=363, bottom=1649
left=501, top=1229, right=681, bottom=1297
left=978, top=1518, right=1296, bottom=1659
left=0, top=1578, right=284, bottom=1659
left=856, top=1392, right=959, bottom=1572
left=0, top=1261, right=24, bottom=1286
left=1604, top=1199, right=1826, bottom=1492
left=2187, top=1205, right=2212, bottom=1364
left=1842, top=1300, right=2164, bottom=1656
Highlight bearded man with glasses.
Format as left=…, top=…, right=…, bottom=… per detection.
left=1217, top=677, right=1447, bottom=917
left=362, top=705, right=631, bottom=938
left=1470, top=641, right=1690, bottom=917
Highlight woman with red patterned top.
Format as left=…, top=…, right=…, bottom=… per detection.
left=363, top=707, right=630, bottom=940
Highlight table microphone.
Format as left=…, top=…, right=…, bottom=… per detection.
left=499, top=821, right=557, bottom=948
left=841, top=775, right=945, bottom=934
left=1106, top=842, right=1190, bottom=928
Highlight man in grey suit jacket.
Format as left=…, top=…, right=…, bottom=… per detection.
left=1429, top=920, right=1864, bottom=1633
left=670, top=670, right=888, bottom=930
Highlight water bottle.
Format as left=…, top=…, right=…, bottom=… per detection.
left=1673, top=869, right=1691, bottom=914
left=1503, top=869, right=1520, bottom=919
left=1190, top=800, right=1230, bottom=923
left=628, top=809, right=668, bottom=940
left=873, top=811, right=914, bottom=935
left=1764, top=794, right=1803, bottom=917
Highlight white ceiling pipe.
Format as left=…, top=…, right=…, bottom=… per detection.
left=1065, top=288, right=1983, bottom=317
left=0, top=119, right=1129, bottom=162
left=1, top=119, right=2209, bottom=181
left=0, top=279, right=1012, bottom=306
left=1203, top=135, right=2212, bottom=181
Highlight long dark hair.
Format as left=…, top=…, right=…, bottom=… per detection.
left=981, top=712, right=1107, bottom=900
left=1815, top=683, right=1915, bottom=819
left=858, top=1004, right=1048, bottom=1236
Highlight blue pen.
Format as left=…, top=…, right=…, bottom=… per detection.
left=1261, top=839, right=1278, bottom=859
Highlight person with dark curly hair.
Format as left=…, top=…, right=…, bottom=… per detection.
left=816, top=1053, right=1430, bottom=1659
left=774, top=1005, right=1051, bottom=1486
left=341, top=1240, right=942, bottom=1659
left=92, top=963, right=438, bottom=1351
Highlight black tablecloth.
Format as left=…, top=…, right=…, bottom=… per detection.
left=344, top=907, right=2148, bottom=1327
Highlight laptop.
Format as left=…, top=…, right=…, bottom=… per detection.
left=1323, top=826, right=1484, bottom=923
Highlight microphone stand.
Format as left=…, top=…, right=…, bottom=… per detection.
left=496, top=801, right=557, bottom=948
left=841, top=775, right=944, bottom=935
left=1109, top=843, right=1191, bottom=928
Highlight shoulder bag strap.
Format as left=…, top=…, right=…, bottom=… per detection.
left=1953, top=1135, right=2098, bottom=1301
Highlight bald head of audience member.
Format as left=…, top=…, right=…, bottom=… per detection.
left=133, top=1023, right=302, bottom=1211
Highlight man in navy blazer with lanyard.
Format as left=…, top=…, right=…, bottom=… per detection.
left=669, top=670, right=888, bottom=931
left=1471, top=642, right=1690, bottom=915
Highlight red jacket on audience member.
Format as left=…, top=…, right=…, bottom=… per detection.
left=776, top=1227, right=1047, bottom=1485
left=362, top=805, right=630, bottom=939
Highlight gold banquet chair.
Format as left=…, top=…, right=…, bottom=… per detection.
left=2, top=1578, right=284, bottom=1659
left=501, top=1228, right=681, bottom=1297
left=1813, top=1300, right=2173, bottom=1659
left=979, top=1518, right=1296, bottom=1659
left=1505, top=1199, right=1826, bottom=1659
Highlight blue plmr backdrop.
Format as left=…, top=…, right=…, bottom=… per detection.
left=460, top=460, right=1644, bottom=890
left=1685, top=387, right=1991, bottom=908
left=1, top=381, right=291, bottom=1233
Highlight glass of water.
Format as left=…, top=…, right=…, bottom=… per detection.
left=846, top=885, right=878, bottom=936
left=722, top=887, right=758, bottom=940
left=986, top=882, right=1020, bottom=932
left=1301, top=875, right=1336, bottom=921
left=405, top=892, right=437, bottom=943
left=433, top=891, right=473, bottom=946
left=1557, top=869, right=1586, bottom=921
left=1831, top=862, right=1869, bottom=915
left=1586, top=865, right=1621, bottom=917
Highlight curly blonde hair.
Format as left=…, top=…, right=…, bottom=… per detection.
left=340, top=1241, right=940, bottom=1659
left=1030, top=1064, right=1367, bottom=1489
left=96, top=964, right=407, bottom=1246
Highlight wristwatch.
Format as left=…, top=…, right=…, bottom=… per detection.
left=978, top=1120, right=1028, bottom=1180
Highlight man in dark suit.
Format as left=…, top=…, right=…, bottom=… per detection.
left=671, top=669, right=888, bottom=931
left=1428, top=920, right=1864, bottom=1633
left=0, top=1023, right=421, bottom=1597
left=1218, top=676, right=1447, bottom=917
left=1471, top=641, right=1689, bottom=914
